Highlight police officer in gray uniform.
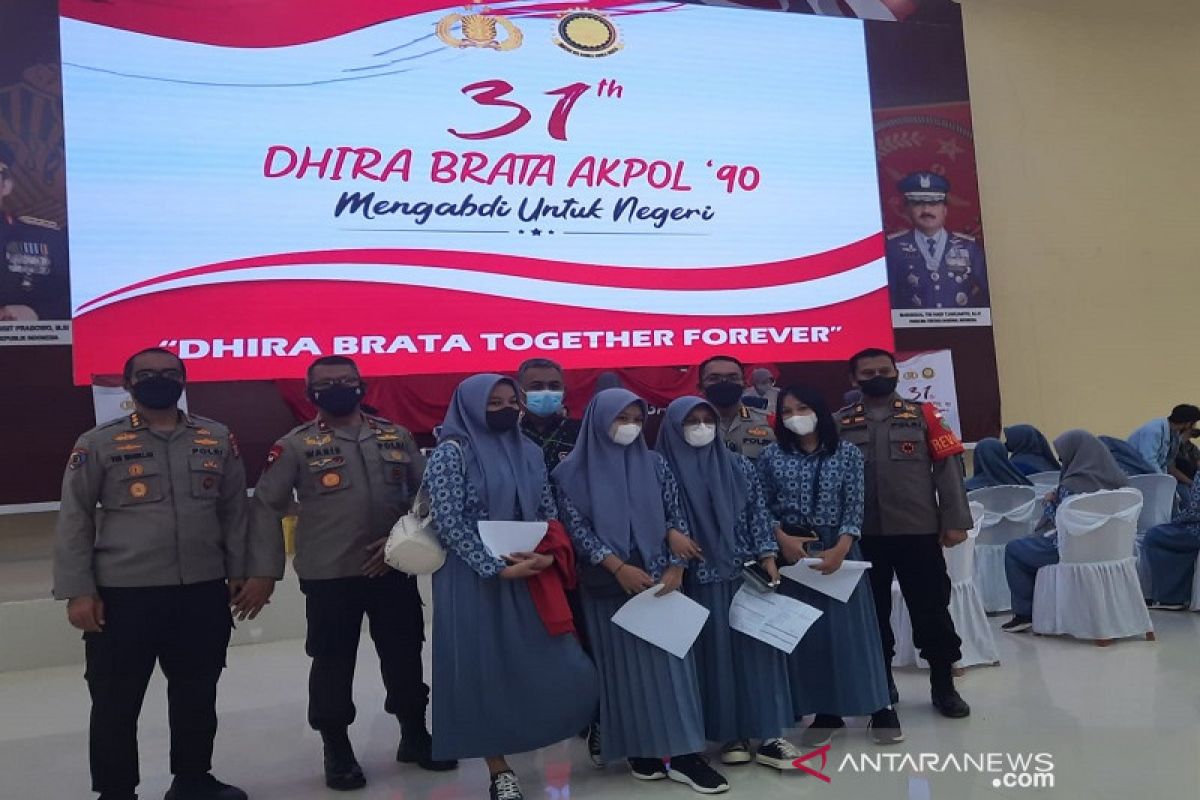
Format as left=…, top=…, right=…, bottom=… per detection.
left=885, top=172, right=989, bottom=311
left=0, top=140, right=69, bottom=321
left=837, top=348, right=973, bottom=725
left=249, top=356, right=455, bottom=791
left=698, top=354, right=776, bottom=459
left=53, top=347, right=256, bottom=800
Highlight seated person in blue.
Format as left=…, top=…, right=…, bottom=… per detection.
left=1001, top=430, right=1128, bottom=632
left=965, top=438, right=1032, bottom=491
left=1003, top=424, right=1060, bottom=475
left=1142, top=478, right=1200, bottom=610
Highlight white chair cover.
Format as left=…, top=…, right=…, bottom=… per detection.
left=891, top=503, right=999, bottom=668
left=1029, top=471, right=1060, bottom=495
left=968, top=485, right=1041, bottom=613
left=1191, top=551, right=1200, bottom=611
left=1130, top=474, right=1178, bottom=598
left=1032, top=489, right=1153, bottom=641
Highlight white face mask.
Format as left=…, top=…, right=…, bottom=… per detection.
left=784, top=413, right=817, bottom=436
left=683, top=423, right=717, bottom=448
left=610, top=422, right=643, bottom=446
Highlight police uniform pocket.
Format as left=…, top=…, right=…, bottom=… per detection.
left=309, top=460, right=351, bottom=494
left=841, top=427, right=871, bottom=459
left=189, top=453, right=225, bottom=499
left=115, top=460, right=165, bottom=506
left=889, top=427, right=926, bottom=461
left=380, top=448, right=412, bottom=485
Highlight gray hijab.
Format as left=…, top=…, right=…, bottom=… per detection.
left=656, top=397, right=748, bottom=580
left=553, top=388, right=666, bottom=563
left=1054, top=429, right=1129, bottom=495
left=439, top=373, right=544, bottom=521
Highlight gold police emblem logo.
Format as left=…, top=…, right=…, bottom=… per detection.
left=304, top=434, right=332, bottom=446
left=127, top=463, right=145, bottom=477
left=321, top=471, right=342, bottom=489
left=129, top=481, right=149, bottom=498
left=202, top=459, right=220, bottom=471
left=922, top=367, right=936, bottom=379
left=555, top=10, right=622, bottom=58
left=437, top=4, right=523, bottom=51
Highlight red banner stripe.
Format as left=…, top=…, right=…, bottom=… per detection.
left=75, top=234, right=884, bottom=314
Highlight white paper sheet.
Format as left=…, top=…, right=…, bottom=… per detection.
left=610, top=586, right=710, bottom=659
left=476, top=521, right=548, bottom=559
left=728, top=584, right=823, bottom=654
left=779, top=559, right=871, bottom=603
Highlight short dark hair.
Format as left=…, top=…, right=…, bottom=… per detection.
left=1169, top=404, right=1200, bottom=425
left=306, top=355, right=359, bottom=383
left=123, top=348, right=185, bottom=382
left=699, top=354, right=744, bottom=381
left=848, top=347, right=896, bottom=375
left=518, top=358, right=563, bottom=381
left=774, top=384, right=840, bottom=455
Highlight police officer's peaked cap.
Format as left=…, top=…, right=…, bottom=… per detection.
left=898, top=171, right=949, bottom=203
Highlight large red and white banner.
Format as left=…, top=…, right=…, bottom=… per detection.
left=60, top=0, right=891, bottom=383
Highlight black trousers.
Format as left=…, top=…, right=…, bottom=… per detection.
left=85, top=580, right=232, bottom=795
left=299, top=572, right=428, bottom=731
left=860, top=534, right=963, bottom=668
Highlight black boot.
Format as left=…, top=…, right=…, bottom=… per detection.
left=321, top=729, right=366, bottom=791
left=397, top=719, right=458, bottom=772
left=929, top=662, right=970, bottom=719
left=163, top=774, right=247, bottom=800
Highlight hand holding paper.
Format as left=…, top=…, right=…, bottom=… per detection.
left=477, top=521, right=548, bottom=559
left=611, top=585, right=709, bottom=659
left=780, top=558, right=871, bottom=603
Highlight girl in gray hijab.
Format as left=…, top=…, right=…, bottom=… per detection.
left=1001, top=430, right=1128, bottom=633
left=554, top=388, right=729, bottom=794
left=428, top=374, right=598, bottom=800
left=657, top=396, right=801, bottom=771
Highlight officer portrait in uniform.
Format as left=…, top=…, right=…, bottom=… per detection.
left=53, top=347, right=254, bottom=800
left=697, top=354, right=776, bottom=459
left=0, top=139, right=70, bottom=321
left=249, top=355, right=455, bottom=791
left=885, top=171, right=990, bottom=311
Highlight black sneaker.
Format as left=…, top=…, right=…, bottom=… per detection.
left=868, top=708, right=905, bottom=745
left=163, top=774, right=248, bottom=800
left=586, top=722, right=605, bottom=768
left=755, top=738, right=802, bottom=770
left=667, top=754, right=730, bottom=794
left=1001, top=615, right=1033, bottom=633
left=489, top=771, right=524, bottom=800
left=719, top=740, right=752, bottom=765
left=321, top=730, right=366, bottom=791
left=397, top=725, right=458, bottom=772
left=629, top=758, right=668, bottom=781
left=931, top=687, right=971, bottom=719
left=800, top=714, right=846, bottom=749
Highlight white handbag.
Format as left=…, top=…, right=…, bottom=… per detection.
left=383, top=440, right=462, bottom=575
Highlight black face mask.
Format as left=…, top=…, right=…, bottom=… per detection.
left=131, top=376, right=184, bottom=410
left=859, top=375, right=899, bottom=398
left=704, top=381, right=744, bottom=408
left=486, top=407, right=520, bottom=432
left=308, top=384, right=363, bottom=417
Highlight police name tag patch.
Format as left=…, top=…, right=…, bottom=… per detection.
left=68, top=448, right=88, bottom=470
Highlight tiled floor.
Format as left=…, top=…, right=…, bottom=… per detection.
left=3, top=612, right=1199, bottom=799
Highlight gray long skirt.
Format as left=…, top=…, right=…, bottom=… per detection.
left=431, top=553, right=598, bottom=760
left=688, top=578, right=794, bottom=742
left=779, top=529, right=891, bottom=718
left=580, top=590, right=707, bottom=761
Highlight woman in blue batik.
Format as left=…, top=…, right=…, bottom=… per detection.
left=555, top=388, right=729, bottom=795
left=655, top=396, right=801, bottom=772
left=757, top=385, right=896, bottom=747
left=428, top=374, right=597, bottom=800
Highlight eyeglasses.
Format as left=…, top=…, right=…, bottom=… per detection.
left=310, top=378, right=362, bottom=392
left=133, top=369, right=184, bottom=382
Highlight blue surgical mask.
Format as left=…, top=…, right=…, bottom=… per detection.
left=524, top=389, right=565, bottom=417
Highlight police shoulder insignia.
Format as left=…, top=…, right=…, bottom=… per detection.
left=67, top=448, right=88, bottom=470
left=17, top=215, right=60, bottom=230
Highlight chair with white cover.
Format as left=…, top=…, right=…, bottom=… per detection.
left=1191, top=552, right=1200, bottom=611
left=1129, top=473, right=1178, bottom=599
left=1031, top=488, right=1153, bottom=645
left=968, top=485, right=1041, bottom=613
left=890, top=502, right=998, bottom=668
left=1029, top=471, right=1061, bottom=496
